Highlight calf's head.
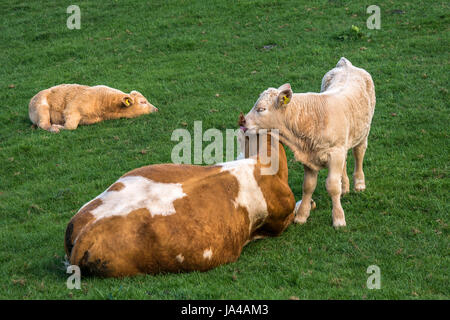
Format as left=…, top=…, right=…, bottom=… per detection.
left=121, top=90, right=158, bottom=114
left=241, top=83, right=293, bottom=133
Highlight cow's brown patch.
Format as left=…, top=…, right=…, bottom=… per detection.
left=107, top=182, right=125, bottom=192
left=79, top=198, right=103, bottom=213
left=64, top=222, right=74, bottom=255
left=64, top=199, right=100, bottom=257
left=78, top=250, right=110, bottom=277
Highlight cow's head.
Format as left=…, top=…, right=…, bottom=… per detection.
left=238, top=113, right=284, bottom=176
left=240, top=83, right=293, bottom=134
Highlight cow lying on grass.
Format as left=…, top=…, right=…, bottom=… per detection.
left=64, top=129, right=296, bottom=277
left=241, top=57, right=376, bottom=227
left=29, top=84, right=158, bottom=133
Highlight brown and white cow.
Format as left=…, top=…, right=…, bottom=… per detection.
left=241, top=57, right=376, bottom=227
left=64, top=129, right=296, bottom=277
left=29, top=84, right=158, bottom=133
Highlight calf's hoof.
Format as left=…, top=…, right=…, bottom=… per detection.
left=49, top=124, right=64, bottom=133
left=294, top=201, right=310, bottom=224
left=294, top=199, right=316, bottom=224
left=354, top=183, right=366, bottom=192
left=341, top=185, right=350, bottom=196
left=341, top=180, right=350, bottom=195
left=354, top=178, right=366, bottom=192
left=332, top=218, right=346, bottom=228
left=332, top=206, right=346, bottom=227
left=294, top=215, right=309, bottom=224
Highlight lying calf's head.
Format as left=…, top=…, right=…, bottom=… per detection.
left=121, top=90, right=158, bottom=114
left=241, top=83, right=293, bottom=133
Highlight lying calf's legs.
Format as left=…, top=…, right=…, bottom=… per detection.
left=34, top=104, right=53, bottom=132
left=294, top=165, right=318, bottom=224
left=326, top=151, right=346, bottom=227
left=63, top=111, right=81, bottom=130
left=36, top=109, right=64, bottom=133
left=49, top=124, right=64, bottom=133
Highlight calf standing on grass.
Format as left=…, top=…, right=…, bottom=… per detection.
left=29, top=84, right=158, bottom=133
left=241, top=57, right=376, bottom=227
left=64, top=128, right=296, bottom=277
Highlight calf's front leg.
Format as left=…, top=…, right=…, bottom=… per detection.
left=294, top=165, right=318, bottom=224
left=63, top=112, right=81, bottom=130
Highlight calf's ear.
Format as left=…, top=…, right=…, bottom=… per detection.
left=122, top=95, right=134, bottom=107
left=277, top=83, right=293, bottom=107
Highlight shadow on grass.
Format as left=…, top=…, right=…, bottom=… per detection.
left=34, top=256, right=68, bottom=281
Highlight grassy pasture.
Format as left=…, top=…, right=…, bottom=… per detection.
left=0, top=0, right=448, bottom=299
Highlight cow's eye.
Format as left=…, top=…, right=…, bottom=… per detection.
left=257, top=107, right=266, bottom=113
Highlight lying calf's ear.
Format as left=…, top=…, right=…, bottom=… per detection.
left=277, top=83, right=293, bottom=107
left=122, top=95, right=134, bottom=107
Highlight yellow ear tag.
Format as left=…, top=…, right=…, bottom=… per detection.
left=125, top=98, right=130, bottom=106
left=283, top=96, right=290, bottom=104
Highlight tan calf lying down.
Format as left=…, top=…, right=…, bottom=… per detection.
left=241, top=57, right=376, bottom=227
left=29, top=84, right=158, bottom=132
left=64, top=130, right=295, bottom=277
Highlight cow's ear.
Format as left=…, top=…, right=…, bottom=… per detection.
left=277, top=83, right=293, bottom=107
left=122, top=95, right=134, bottom=107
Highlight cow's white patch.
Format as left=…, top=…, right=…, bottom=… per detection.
left=217, top=157, right=255, bottom=169
left=203, top=248, right=213, bottom=260
left=89, top=175, right=186, bottom=221
left=217, top=158, right=268, bottom=231
left=176, top=254, right=184, bottom=263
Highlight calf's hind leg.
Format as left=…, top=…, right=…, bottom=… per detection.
left=353, top=138, right=368, bottom=192
left=341, top=154, right=350, bottom=195
left=32, top=104, right=52, bottom=131
left=34, top=105, right=64, bottom=133
left=326, top=150, right=346, bottom=227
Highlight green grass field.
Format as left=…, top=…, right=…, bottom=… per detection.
left=0, top=0, right=448, bottom=299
